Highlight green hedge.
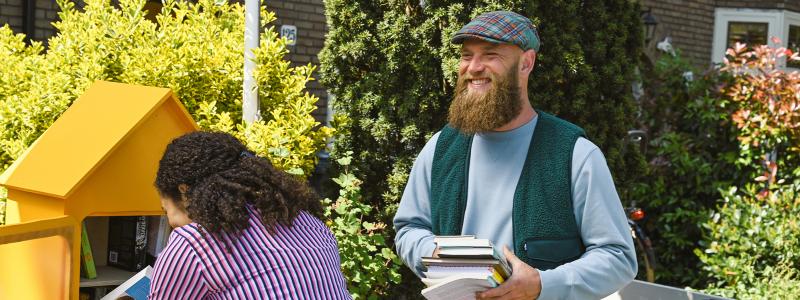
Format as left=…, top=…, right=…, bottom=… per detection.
left=632, top=52, right=746, bottom=286
left=322, top=153, right=402, bottom=299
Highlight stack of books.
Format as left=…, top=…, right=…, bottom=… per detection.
left=420, top=236, right=512, bottom=300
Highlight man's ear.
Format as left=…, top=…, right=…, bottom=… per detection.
left=521, top=50, right=537, bottom=73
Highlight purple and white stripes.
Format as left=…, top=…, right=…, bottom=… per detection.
left=149, top=208, right=352, bottom=299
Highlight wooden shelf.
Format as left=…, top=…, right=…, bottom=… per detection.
left=79, top=265, right=136, bottom=287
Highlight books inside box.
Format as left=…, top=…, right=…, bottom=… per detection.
left=107, top=216, right=149, bottom=272
left=80, top=216, right=172, bottom=299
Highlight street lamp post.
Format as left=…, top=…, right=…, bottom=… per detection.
left=243, top=0, right=260, bottom=124
left=642, top=8, right=658, bottom=44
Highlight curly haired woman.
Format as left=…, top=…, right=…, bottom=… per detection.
left=149, top=131, right=351, bottom=299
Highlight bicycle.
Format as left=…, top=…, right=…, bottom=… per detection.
left=623, top=129, right=657, bottom=282
left=626, top=205, right=656, bottom=282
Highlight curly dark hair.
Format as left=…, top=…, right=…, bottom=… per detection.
left=155, top=131, right=323, bottom=236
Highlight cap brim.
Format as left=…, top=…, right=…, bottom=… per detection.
left=451, top=33, right=506, bottom=45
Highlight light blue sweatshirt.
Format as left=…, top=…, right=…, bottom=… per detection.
left=393, top=115, right=637, bottom=299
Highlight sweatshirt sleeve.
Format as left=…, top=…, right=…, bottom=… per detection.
left=393, top=132, right=441, bottom=277
left=537, top=138, right=637, bottom=299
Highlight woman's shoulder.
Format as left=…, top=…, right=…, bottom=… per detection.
left=292, top=211, right=327, bottom=228
left=247, top=205, right=325, bottom=229
left=168, top=223, right=207, bottom=246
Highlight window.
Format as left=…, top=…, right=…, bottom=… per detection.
left=712, top=9, right=785, bottom=65
left=727, top=22, right=768, bottom=49
left=713, top=9, right=800, bottom=68
left=788, top=25, right=800, bottom=68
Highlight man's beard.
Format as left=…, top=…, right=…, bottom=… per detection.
left=448, top=62, right=522, bottom=135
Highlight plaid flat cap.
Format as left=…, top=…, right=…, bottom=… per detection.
left=451, top=11, right=541, bottom=52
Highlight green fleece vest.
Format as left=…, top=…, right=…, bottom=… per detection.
left=430, top=112, right=586, bottom=270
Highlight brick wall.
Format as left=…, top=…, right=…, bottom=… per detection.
left=33, top=0, right=60, bottom=43
left=0, top=0, right=25, bottom=34
left=267, top=0, right=329, bottom=122
left=640, top=1, right=800, bottom=68
left=716, top=0, right=800, bottom=12
left=0, top=1, right=63, bottom=45
left=0, top=0, right=329, bottom=123
left=641, top=0, right=717, bottom=68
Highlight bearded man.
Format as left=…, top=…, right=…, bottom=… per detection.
left=393, top=11, right=637, bottom=299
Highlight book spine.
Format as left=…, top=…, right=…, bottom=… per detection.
left=80, top=223, right=97, bottom=279
left=490, top=268, right=505, bottom=284
left=493, top=263, right=511, bottom=279
left=487, top=276, right=499, bottom=288
left=492, top=246, right=512, bottom=277
left=134, top=216, right=148, bottom=270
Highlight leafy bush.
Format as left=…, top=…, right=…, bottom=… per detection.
left=696, top=183, right=800, bottom=299
left=0, top=0, right=333, bottom=224
left=322, top=152, right=402, bottom=299
left=694, top=40, right=800, bottom=298
left=631, top=52, right=745, bottom=286
left=721, top=39, right=800, bottom=185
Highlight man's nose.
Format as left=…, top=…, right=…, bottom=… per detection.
left=467, top=58, right=486, bottom=75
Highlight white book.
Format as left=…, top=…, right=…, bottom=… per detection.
left=436, top=238, right=493, bottom=248
left=434, top=235, right=476, bottom=242
left=438, top=247, right=495, bottom=258
left=421, top=275, right=495, bottom=300
left=425, top=265, right=496, bottom=276
left=100, top=266, right=153, bottom=300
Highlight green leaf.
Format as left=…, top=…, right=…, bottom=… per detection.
left=286, top=167, right=304, bottom=176
left=336, top=156, right=352, bottom=166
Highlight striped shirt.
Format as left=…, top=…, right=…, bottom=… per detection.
left=149, top=207, right=352, bottom=299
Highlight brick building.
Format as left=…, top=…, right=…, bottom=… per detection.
left=0, top=0, right=330, bottom=121
left=640, top=0, right=800, bottom=68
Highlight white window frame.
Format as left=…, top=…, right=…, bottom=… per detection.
left=711, top=8, right=800, bottom=67
left=784, top=11, right=800, bottom=69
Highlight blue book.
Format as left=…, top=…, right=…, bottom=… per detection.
left=100, top=266, right=152, bottom=300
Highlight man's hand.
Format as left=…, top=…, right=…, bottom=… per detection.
left=476, top=246, right=542, bottom=300
left=432, top=246, right=440, bottom=258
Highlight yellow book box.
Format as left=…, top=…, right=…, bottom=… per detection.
left=0, top=81, right=198, bottom=299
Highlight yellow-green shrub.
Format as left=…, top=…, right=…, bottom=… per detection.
left=0, top=0, right=332, bottom=224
